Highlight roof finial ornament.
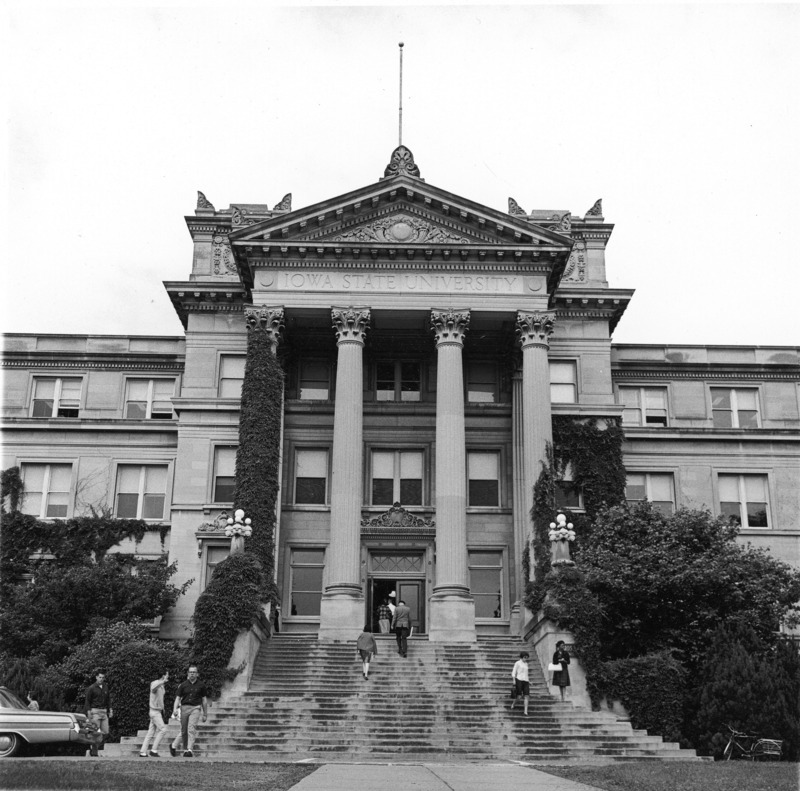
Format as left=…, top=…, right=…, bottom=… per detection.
left=197, top=191, right=215, bottom=211
left=273, top=193, right=292, bottom=211
left=585, top=198, right=603, bottom=217
left=508, top=197, right=527, bottom=217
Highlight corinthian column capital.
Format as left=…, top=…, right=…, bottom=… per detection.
left=244, top=306, right=285, bottom=351
left=431, top=309, right=470, bottom=347
left=331, top=307, right=371, bottom=344
left=516, top=311, right=555, bottom=349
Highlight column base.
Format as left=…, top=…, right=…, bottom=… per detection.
left=318, top=587, right=365, bottom=641
left=427, top=587, right=476, bottom=642
left=510, top=600, right=522, bottom=637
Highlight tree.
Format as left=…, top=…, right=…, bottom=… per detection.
left=576, top=502, right=800, bottom=666
left=691, top=622, right=800, bottom=759
left=0, top=556, right=189, bottom=665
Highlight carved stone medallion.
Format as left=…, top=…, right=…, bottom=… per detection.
left=330, top=214, right=470, bottom=244
left=561, top=240, right=586, bottom=283
left=212, top=235, right=237, bottom=275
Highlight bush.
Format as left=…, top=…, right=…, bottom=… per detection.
left=190, top=553, right=267, bottom=698
left=39, top=621, right=189, bottom=741
left=690, top=623, right=800, bottom=759
left=594, top=652, right=687, bottom=743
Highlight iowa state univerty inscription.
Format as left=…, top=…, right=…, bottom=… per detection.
left=256, top=271, right=544, bottom=295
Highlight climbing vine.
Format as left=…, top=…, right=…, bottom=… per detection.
left=233, top=324, right=284, bottom=601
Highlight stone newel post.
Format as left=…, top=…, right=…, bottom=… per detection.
left=428, top=308, right=476, bottom=642
left=319, top=307, right=371, bottom=640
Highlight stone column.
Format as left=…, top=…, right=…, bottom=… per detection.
left=318, top=306, right=370, bottom=640
left=509, top=362, right=526, bottom=635
left=428, top=309, right=476, bottom=642
left=516, top=311, right=555, bottom=587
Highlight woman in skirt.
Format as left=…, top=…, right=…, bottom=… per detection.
left=551, top=640, right=571, bottom=701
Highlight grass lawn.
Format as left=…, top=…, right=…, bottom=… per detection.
left=537, top=761, right=799, bottom=791
left=0, top=759, right=319, bottom=791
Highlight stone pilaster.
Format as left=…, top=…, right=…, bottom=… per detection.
left=318, top=306, right=370, bottom=640
left=509, top=362, right=526, bottom=636
left=428, top=309, right=476, bottom=642
left=516, top=311, right=555, bottom=584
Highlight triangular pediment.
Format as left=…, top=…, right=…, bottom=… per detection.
left=228, top=173, right=572, bottom=251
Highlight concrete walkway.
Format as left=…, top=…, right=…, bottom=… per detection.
left=290, top=762, right=604, bottom=791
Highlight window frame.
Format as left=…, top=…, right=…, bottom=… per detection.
left=369, top=448, right=425, bottom=507
left=19, top=461, right=75, bottom=519
left=374, top=360, right=422, bottom=403
left=618, top=385, right=669, bottom=427
left=293, top=447, right=330, bottom=506
left=549, top=359, right=578, bottom=404
left=466, top=450, right=501, bottom=508
left=468, top=547, right=507, bottom=621
left=716, top=472, right=771, bottom=529
left=286, top=546, right=326, bottom=621
left=710, top=387, right=761, bottom=429
left=555, top=464, right=584, bottom=512
left=218, top=354, right=247, bottom=399
left=200, top=542, right=231, bottom=591
left=625, top=471, right=676, bottom=516
left=465, top=361, right=499, bottom=404
left=30, top=376, right=84, bottom=419
left=124, top=377, right=176, bottom=420
left=211, top=445, right=237, bottom=504
left=297, top=358, right=332, bottom=401
left=112, top=462, right=171, bottom=521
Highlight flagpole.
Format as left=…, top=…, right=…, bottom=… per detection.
left=398, top=42, right=404, bottom=146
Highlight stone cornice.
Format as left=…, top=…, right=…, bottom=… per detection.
left=622, top=427, right=800, bottom=440
left=164, top=282, right=249, bottom=329
left=1, top=417, right=180, bottom=434
left=2, top=353, right=184, bottom=371
left=612, top=367, right=800, bottom=382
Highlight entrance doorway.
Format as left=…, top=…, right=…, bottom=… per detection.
left=369, top=578, right=425, bottom=634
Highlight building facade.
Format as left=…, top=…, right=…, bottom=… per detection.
left=3, top=147, right=799, bottom=641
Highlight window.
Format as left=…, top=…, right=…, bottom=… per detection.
left=550, top=361, right=577, bottom=404
left=213, top=447, right=236, bottom=503
left=298, top=360, right=330, bottom=400
left=719, top=474, right=769, bottom=528
left=20, top=463, right=72, bottom=518
left=466, top=362, right=497, bottom=403
left=289, top=548, right=325, bottom=617
left=31, top=377, right=82, bottom=418
left=376, top=361, right=420, bottom=402
left=204, top=545, right=230, bottom=589
left=469, top=550, right=503, bottom=619
left=467, top=451, right=499, bottom=507
left=711, top=388, right=759, bottom=428
left=125, top=378, right=175, bottom=419
left=218, top=355, right=246, bottom=398
left=619, top=386, right=668, bottom=427
left=294, top=449, right=328, bottom=505
left=115, top=465, right=168, bottom=519
left=625, top=472, right=675, bottom=515
left=555, top=481, right=583, bottom=511
left=371, top=450, right=422, bottom=506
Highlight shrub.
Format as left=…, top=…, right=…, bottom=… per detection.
left=39, top=621, right=189, bottom=741
left=594, top=651, right=687, bottom=743
left=189, top=553, right=267, bottom=698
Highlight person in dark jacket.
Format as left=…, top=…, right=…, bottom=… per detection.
left=84, top=671, right=113, bottom=756
left=392, top=600, right=412, bottom=657
left=356, top=625, right=379, bottom=679
left=551, top=640, right=571, bottom=701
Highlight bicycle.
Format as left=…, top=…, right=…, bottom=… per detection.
left=723, top=724, right=783, bottom=761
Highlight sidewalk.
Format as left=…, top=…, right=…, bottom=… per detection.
left=290, top=762, right=604, bottom=791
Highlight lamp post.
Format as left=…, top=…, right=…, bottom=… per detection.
left=548, top=512, right=576, bottom=566
left=225, top=508, right=252, bottom=555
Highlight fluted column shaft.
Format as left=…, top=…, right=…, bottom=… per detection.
left=510, top=365, right=527, bottom=633
left=319, top=307, right=370, bottom=639
left=429, top=309, right=475, bottom=642
left=517, top=312, right=555, bottom=579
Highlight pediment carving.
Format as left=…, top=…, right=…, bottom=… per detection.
left=361, top=502, right=435, bottom=528
left=328, top=213, right=472, bottom=245
left=561, top=239, right=586, bottom=283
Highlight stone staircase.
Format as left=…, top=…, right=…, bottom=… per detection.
left=115, top=634, right=699, bottom=762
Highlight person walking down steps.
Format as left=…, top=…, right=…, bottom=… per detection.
left=551, top=640, right=571, bottom=702
left=511, top=651, right=530, bottom=716
left=356, top=625, right=378, bottom=680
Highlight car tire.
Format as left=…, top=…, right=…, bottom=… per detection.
left=0, top=733, right=22, bottom=758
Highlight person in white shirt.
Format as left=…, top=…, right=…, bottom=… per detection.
left=511, top=651, right=530, bottom=715
left=139, top=671, right=170, bottom=757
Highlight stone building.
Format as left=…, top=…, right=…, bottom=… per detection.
left=2, top=146, right=798, bottom=641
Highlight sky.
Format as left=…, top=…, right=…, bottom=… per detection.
left=2, top=2, right=799, bottom=347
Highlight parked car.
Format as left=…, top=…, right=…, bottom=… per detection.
left=0, top=686, right=93, bottom=757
